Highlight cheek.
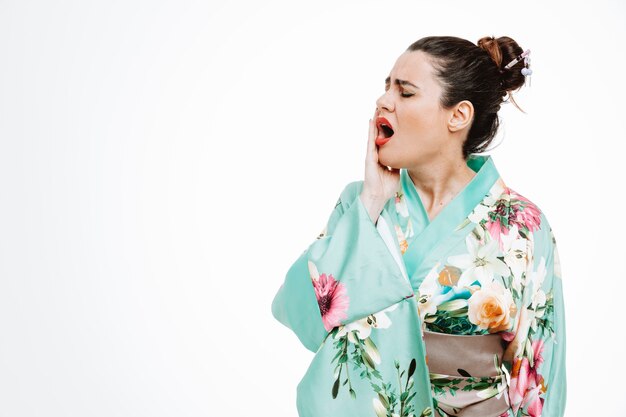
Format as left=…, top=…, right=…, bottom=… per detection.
left=402, top=105, right=438, bottom=131
left=402, top=112, right=439, bottom=140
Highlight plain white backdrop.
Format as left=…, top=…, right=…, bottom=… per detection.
left=0, top=0, right=623, bottom=416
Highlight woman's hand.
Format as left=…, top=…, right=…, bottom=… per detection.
left=363, top=108, right=401, bottom=201
left=360, top=108, right=401, bottom=224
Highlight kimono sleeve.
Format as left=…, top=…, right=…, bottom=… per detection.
left=271, top=180, right=412, bottom=353
left=504, top=212, right=567, bottom=417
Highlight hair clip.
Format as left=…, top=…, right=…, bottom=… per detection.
left=504, top=49, right=532, bottom=87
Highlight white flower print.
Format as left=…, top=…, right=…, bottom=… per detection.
left=372, top=397, right=387, bottom=416
left=528, top=256, right=547, bottom=308
left=417, top=262, right=442, bottom=322
left=372, top=398, right=402, bottom=417
left=500, top=224, right=530, bottom=293
left=524, top=230, right=535, bottom=283
left=395, top=192, right=409, bottom=218
left=497, top=362, right=511, bottom=403
left=468, top=203, right=492, bottom=224
left=335, top=303, right=399, bottom=343
left=467, top=179, right=506, bottom=224
left=504, top=305, right=536, bottom=361
left=447, top=233, right=510, bottom=288
left=404, top=218, right=415, bottom=239
left=553, top=242, right=562, bottom=279
left=527, top=256, right=548, bottom=332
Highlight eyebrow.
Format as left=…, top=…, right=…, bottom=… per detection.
left=385, top=76, right=419, bottom=89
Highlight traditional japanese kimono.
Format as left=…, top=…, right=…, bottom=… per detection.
left=271, top=154, right=566, bottom=417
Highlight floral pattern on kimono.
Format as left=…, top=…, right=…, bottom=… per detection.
left=271, top=154, right=566, bottom=417
left=392, top=167, right=565, bottom=417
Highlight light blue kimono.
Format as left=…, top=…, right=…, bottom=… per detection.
left=271, top=154, right=566, bottom=417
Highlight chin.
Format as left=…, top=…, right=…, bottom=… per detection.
left=377, top=147, right=401, bottom=170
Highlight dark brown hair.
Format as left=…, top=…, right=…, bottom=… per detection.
left=406, top=35, right=529, bottom=159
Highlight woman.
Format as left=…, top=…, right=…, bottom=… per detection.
left=271, top=35, right=566, bottom=417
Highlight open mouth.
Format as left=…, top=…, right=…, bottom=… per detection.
left=376, top=117, right=395, bottom=146
left=380, top=124, right=394, bottom=138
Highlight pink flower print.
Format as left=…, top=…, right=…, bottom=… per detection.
left=509, top=189, right=542, bottom=235
left=508, top=337, right=547, bottom=415
left=486, top=218, right=507, bottom=249
left=526, top=385, right=545, bottom=417
left=485, top=188, right=543, bottom=250
left=509, top=356, right=530, bottom=408
left=500, top=331, right=516, bottom=342
left=311, top=272, right=350, bottom=332
left=532, top=338, right=545, bottom=369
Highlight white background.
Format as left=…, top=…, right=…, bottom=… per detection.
left=0, top=0, right=623, bottom=416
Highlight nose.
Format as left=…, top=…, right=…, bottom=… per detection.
left=376, top=91, right=394, bottom=114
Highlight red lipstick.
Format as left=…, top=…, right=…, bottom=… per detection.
left=375, top=117, right=395, bottom=146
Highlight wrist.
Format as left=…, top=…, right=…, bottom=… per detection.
left=359, top=192, right=387, bottom=224
left=359, top=189, right=386, bottom=204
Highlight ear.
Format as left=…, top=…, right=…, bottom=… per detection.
left=448, top=100, right=474, bottom=132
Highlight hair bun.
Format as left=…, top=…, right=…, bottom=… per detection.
left=477, top=36, right=503, bottom=70
left=477, top=35, right=528, bottom=94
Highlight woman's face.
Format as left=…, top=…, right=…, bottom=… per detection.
left=375, top=50, right=461, bottom=168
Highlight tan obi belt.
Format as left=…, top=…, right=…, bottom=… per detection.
left=423, top=329, right=510, bottom=417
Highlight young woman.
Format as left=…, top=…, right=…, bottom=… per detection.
left=271, top=35, right=566, bottom=417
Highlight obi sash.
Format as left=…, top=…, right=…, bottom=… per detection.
left=423, top=330, right=510, bottom=417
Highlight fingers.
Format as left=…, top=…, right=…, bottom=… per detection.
left=366, top=105, right=383, bottom=165
left=366, top=117, right=375, bottom=162
left=366, top=106, right=382, bottom=163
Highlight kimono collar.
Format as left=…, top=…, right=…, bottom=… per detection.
left=398, top=154, right=501, bottom=238
left=392, top=154, right=502, bottom=285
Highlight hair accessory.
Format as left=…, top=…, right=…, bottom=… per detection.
left=503, top=48, right=531, bottom=86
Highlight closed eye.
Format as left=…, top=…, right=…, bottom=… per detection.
left=384, top=86, right=414, bottom=98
